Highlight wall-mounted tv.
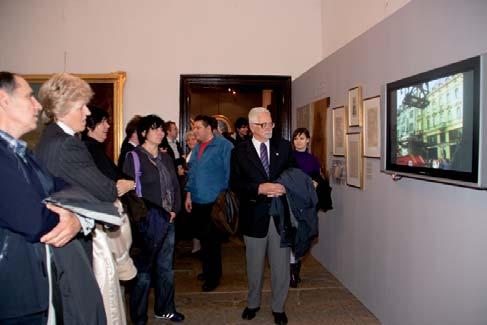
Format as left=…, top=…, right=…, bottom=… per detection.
left=381, top=54, right=487, bottom=189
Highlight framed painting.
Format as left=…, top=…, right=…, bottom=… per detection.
left=310, top=97, right=329, bottom=173
left=348, top=86, right=362, bottom=127
left=332, top=106, right=345, bottom=156
left=362, top=95, right=381, bottom=158
left=346, top=132, right=363, bottom=188
left=212, top=114, right=233, bottom=134
left=21, top=72, right=126, bottom=162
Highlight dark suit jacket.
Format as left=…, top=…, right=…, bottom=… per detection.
left=36, top=123, right=117, bottom=202
left=230, top=137, right=295, bottom=238
left=0, top=139, right=58, bottom=320
left=118, top=138, right=136, bottom=172
left=83, top=136, right=121, bottom=181
left=160, top=136, right=184, bottom=169
left=35, top=123, right=113, bottom=324
left=0, top=134, right=106, bottom=324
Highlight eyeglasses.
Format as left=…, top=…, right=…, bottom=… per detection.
left=251, top=122, right=275, bottom=129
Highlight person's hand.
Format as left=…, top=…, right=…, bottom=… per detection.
left=258, top=183, right=286, bottom=197
left=177, top=166, right=185, bottom=176
left=312, top=180, right=318, bottom=188
left=169, top=211, right=176, bottom=223
left=185, top=193, right=192, bottom=213
left=116, top=179, right=135, bottom=197
left=41, top=203, right=81, bottom=247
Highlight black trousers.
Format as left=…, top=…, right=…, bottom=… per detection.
left=192, top=202, right=222, bottom=283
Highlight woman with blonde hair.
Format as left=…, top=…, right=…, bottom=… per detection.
left=36, top=73, right=134, bottom=324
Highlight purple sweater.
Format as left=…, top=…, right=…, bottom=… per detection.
left=292, top=150, right=321, bottom=178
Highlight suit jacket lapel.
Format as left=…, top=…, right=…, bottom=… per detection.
left=246, top=141, right=268, bottom=179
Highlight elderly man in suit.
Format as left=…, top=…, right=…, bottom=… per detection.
left=0, top=71, right=106, bottom=324
left=231, top=107, right=295, bottom=325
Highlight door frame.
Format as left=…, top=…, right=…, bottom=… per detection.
left=179, top=74, right=292, bottom=142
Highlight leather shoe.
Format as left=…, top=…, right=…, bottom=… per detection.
left=202, top=280, right=219, bottom=292
left=241, top=307, right=260, bottom=320
left=272, top=311, right=288, bottom=325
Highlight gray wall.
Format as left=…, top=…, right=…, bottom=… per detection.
left=293, top=1, right=487, bottom=324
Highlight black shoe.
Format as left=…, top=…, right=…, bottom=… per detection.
left=202, top=280, right=219, bottom=292
left=197, top=273, right=205, bottom=281
left=241, top=307, right=260, bottom=320
left=272, top=311, right=288, bottom=325
left=154, top=311, right=185, bottom=322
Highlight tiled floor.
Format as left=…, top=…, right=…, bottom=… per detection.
left=133, top=237, right=380, bottom=325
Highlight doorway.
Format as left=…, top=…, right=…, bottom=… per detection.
left=179, top=74, right=291, bottom=149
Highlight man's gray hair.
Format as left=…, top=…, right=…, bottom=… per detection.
left=248, top=107, right=270, bottom=123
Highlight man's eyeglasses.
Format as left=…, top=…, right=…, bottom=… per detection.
left=251, top=122, right=275, bottom=129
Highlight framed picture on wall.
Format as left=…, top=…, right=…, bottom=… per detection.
left=348, top=86, right=362, bottom=127
left=362, top=95, right=381, bottom=158
left=212, top=114, right=234, bottom=134
left=332, top=106, right=345, bottom=156
left=346, top=132, right=363, bottom=188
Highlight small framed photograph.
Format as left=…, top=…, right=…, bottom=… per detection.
left=346, top=132, right=363, bottom=188
left=362, top=96, right=381, bottom=158
left=332, top=106, right=346, bottom=156
left=348, top=86, right=362, bottom=127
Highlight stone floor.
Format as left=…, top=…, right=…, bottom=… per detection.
left=132, top=236, right=380, bottom=325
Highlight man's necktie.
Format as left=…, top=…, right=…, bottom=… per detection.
left=260, top=142, right=269, bottom=176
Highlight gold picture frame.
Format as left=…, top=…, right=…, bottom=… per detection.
left=346, top=132, right=363, bottom=188
left=348, top=86, right=362, bottom=127
left=362, top=95, right=381, bottom=158
left=22, top=72, right=126, bottom=162
left=332, top=106, right=346, bottom=156
left=212, top=114, right=234, bottom=134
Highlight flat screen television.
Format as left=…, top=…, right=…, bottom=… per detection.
left=381, top=54, right=487, bottom=189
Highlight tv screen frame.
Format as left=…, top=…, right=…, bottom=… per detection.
left=381, top=54, right=487, bottom=189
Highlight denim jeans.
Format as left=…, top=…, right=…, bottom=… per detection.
left=130, top=223, right=175, bottom=324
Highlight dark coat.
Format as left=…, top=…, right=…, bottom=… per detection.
left=0, top=139, right=57, bottom=320
left=35, top=122, right=110, bottom=324
left=123, top=147, right=182, bottom=215
left=0, top=138, right=106, bottom=324
left=118, top=138, right=136, bottom=172
left=275, top=168, right=319, bottom=259
left=36, top=123, right=117, bottom=202
left=160, top=136, right=184, bottom=169
left=230, top=137, right=296, bottom=238
left=83, top=136, right=121, bottom=181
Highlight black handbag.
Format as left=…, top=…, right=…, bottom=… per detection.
left=125, top=151, right=148, bottom=222
left=125, top=190, right=148, bottom=223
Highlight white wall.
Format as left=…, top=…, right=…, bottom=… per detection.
left=295, top=1, right=487, bottom=324
left=0, top=0, right=322, bottom=125
left=321, top=0, right=410, bottom=59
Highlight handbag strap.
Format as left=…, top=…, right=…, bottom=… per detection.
left=129, top=150, right=143, bottom=197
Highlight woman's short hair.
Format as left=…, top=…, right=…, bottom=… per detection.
left=293, top=127, right=310, bottom=139
left=86, top=106, right=109, bottom=131
left=184, top=130, right=196, bottom=142
left=137, top=114, right=165, bottom=144
left=234, top=117, right=249, bottom=129
left=38, top=73, right=93, bottom=123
